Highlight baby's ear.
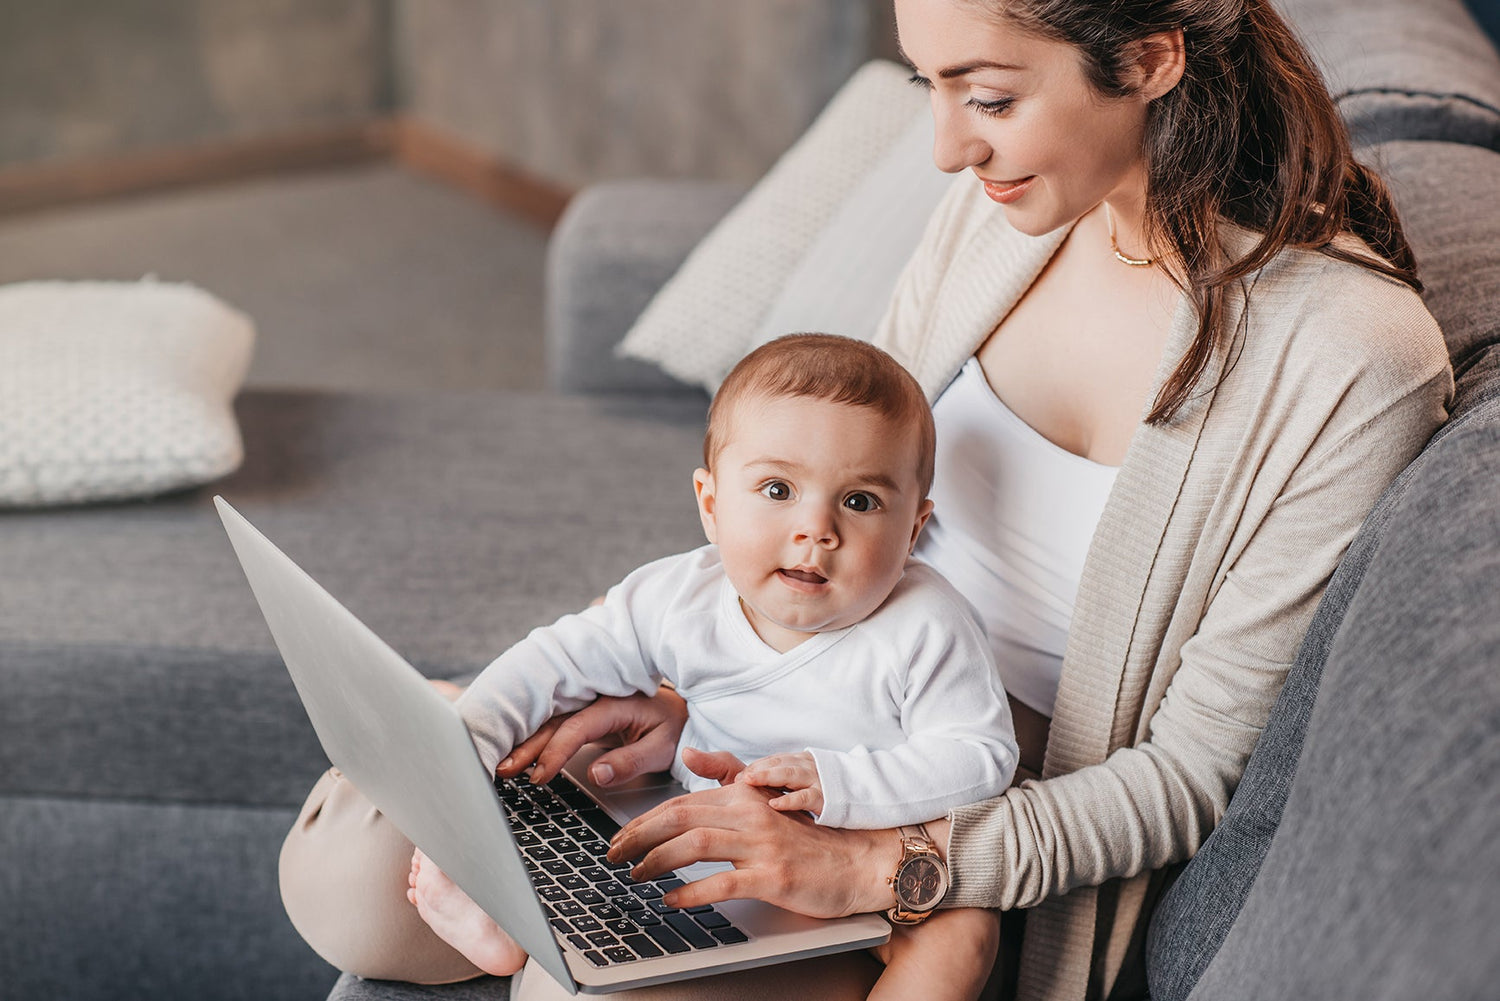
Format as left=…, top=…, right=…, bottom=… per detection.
left=692, top=468, right=719, bottom=544
left=909, top=498, right=935, bottom=553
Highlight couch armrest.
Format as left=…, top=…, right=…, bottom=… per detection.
left=545, top=179, right=747, bottom=394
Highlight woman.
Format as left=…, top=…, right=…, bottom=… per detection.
left=281, top=0, right=1452, bottom=997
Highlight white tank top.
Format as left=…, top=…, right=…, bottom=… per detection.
left=913, top=357, right=1119, bottom=717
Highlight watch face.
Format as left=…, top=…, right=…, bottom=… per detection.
left=896, top=856, right=948, bottom=910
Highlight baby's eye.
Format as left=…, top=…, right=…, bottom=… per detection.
left=760, top=481, right=792, bottom=501
left=843, top=492, right=879, bottom=512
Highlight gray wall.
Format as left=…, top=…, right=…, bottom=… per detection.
left=0, top=0, right=390, bottom=167
left=395, top=0, right=896, bottom=186
left=0, top=0, right=898, bottom=186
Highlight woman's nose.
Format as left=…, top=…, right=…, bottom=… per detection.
left=930, top=98, right=990, bottom=174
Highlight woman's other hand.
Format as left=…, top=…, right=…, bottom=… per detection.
left=495, top=687, right=689, bottom=787
left=606, top=746, right=905, bottom=919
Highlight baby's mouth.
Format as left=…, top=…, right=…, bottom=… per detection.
left=778, top=567, right=828, bottom=585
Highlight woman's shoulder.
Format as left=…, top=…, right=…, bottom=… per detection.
left=1243, top=230, right=1450, bottom=385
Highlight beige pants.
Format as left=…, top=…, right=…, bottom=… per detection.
left=279, top=767, right=882, bottom=999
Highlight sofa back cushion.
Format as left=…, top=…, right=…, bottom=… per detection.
left=1144, top=138, right=1500, bottom=1000
left=1276, top=0, right=1500, bottom=148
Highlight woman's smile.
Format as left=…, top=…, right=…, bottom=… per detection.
left=980, top=175, right=1036, bottom=204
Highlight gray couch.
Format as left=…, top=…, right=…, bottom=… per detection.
left=3, top=2, right=1498, bottom=1001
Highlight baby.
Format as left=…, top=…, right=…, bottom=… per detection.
left=412, top=333, right=1018, bottom=1000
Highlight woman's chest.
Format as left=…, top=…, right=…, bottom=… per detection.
left=975, top=247, right=1179, bottom=464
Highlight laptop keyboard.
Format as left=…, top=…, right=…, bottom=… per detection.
left=497, top=773, right=750, bottom=968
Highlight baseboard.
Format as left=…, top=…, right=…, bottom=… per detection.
left=389, top=116, right=573, bottom=229
left=0, top=117, right=575, bottom=230
left=0, top=122, right=396, bottom=216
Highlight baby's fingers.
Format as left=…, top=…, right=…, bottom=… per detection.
left=769, top=788, right=823, bottom=814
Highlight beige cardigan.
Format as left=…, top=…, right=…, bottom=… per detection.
left=874, top=178, right=1453, bottom=1000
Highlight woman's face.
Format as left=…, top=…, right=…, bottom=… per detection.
left=894, top=0, right=1153, bottom=236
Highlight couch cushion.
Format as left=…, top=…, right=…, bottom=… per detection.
left=0, top=389, right=707, bottom=809
left=1277, top=0, right=1500, bottom=148
left=615, top=60, right=928, bottom=393
left=1145, top=139, right=1500, bottom=1000
left=0, top=280, right=254, bottom=507
left=1158, top=376, right=1500, bottom=1001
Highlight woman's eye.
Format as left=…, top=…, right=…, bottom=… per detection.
left=761, top=481, right=791, bottom=501
left=843, top=492, right=878, bottom=513
left=966, top=96, right=1015, bottom=118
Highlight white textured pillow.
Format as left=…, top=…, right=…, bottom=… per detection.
left=748, top=112, right=956, bottom=351
left=0, top=280, right=255, bottom=507
left=616, top=60, right=929, bottom=392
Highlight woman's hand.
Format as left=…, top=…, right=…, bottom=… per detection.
left=495, top=687, right=689, bottom=787
left=606, top=746, right=904, bottom=919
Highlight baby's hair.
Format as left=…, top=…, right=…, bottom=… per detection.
left=704, top=333, right=936, bottom=496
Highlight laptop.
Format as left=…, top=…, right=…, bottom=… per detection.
left=214, top=497, right=889, bottom=995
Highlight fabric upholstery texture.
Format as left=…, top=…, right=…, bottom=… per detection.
left=1279, top=0, right=1500, bottom=147
left=1143, top=138, right=1500, bottom=1000
left=0, top=390, right=708, bottom=810
left=616, top=60, right=926, bottom=392
left=1178, top=385, right=1500, bottom=1000
left=0, top=280, right=254, bottom=506
left=1, top=797, right=333, bottom=1001
left=747, top=113, right=956, bottom=349
left=546, top=180, right=745, bottom=395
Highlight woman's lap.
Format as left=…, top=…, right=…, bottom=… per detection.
left=281, top=768, right=880, bottom=998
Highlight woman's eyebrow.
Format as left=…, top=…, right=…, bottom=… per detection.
left=896, top=39, right=1022, bottom=78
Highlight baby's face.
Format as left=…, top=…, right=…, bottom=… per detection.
left=693, top=394, right=933, bottom=653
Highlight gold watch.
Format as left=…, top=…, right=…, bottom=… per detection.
left=886, top=824, right=949, bottom=925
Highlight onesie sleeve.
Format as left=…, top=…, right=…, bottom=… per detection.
left=807, top=572, right=1020, bottom=829
left=455, top=552, right=691, bottom=776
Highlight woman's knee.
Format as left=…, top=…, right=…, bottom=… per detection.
left=279, top=768, right=483, bottom=985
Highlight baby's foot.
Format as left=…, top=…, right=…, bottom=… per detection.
left=408, top=849, right=528, bottom=977
left=868, top=907, right=1001, bottom=1001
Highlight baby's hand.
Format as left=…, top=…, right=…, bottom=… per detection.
left=738, top=751, right=824, bottom=816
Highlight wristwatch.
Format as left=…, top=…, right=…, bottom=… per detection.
left=886, top=824, right=949, bottom=925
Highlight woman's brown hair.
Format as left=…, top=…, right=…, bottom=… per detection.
left=978, top=0, right=1421, bottom=422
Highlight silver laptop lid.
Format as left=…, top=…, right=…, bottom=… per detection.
left=214, top=497, right=576, bottom=993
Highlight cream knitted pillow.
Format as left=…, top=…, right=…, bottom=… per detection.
left=616, top=60, right=929, bottom=393
left=0, top=280, right=255, bottom=507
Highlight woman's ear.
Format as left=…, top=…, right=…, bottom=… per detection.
left=693, top=468, right=719, bottom=544
left=1131, top=28, right=1186, bottom=101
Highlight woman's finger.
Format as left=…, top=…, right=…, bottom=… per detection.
left=496, top=713, right=570, bottom=778
left=529, top=694, right=682, bottom=785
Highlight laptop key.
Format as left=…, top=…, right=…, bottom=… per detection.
left=586, top=930, right=620, bottom=948
left=556, top=901, right=585, bottom=917
left=599, top=881, right=629, bottom=897
left=604, top=918, right=637, bottom=936
left=648, top=899, right=679, bottom=915
left=575, top=889, right=605, bottom=906
left=543, top=860, right=572, bottom=876
left=655, top=877, right=686, bottom=891
left=593, top=904, right=622, bottom=920
left=629, top=883, right=663, bottom=899
left=644, top=923, right=691, bottom=955
left=559, top=874, right=589, bottom=891
left=580, top=866, right=613, bottom=884
left=622, top=933, right=664, bottom=959
left=572, top=916, right=602, bottom=933
left=604, top=945, right=637, bottom=964
left=663, top=912, right=717, bottom=949
left=567, top=934, right=590, bottom=952
left=582, top=950, right=607, bottom=967
left=538, top=885, right=568, bottom=902
left=618, top=896, right=646, bottom=912
left=694, top=911, right=731, bottom=929
left=710, top=927, right=749, bottom=945
left=549, top=918, right=570, bottom=934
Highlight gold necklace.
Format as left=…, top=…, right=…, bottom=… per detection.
left=1104, top=203, right=1155, bottom=268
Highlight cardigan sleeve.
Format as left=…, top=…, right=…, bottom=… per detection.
left=940, top=282, right=1454, bottom=910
